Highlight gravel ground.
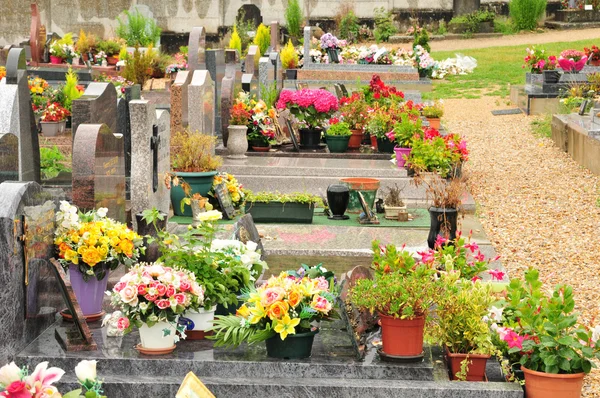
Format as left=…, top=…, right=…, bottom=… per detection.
left=444, top=97, right=600, bottom=396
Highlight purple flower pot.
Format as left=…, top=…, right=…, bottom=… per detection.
left=394, top=146, right=412, bottom=168
left=68, top=264, right=109, bottom=315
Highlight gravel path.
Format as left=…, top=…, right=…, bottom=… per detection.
left=444, top=97, right=600, bottom=396
left=430, top=28, right=600, bottom=52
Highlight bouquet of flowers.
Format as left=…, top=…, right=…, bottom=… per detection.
left=319, top=33, right=345, bottom=50
left=584, top=45, right=600, bottom=62
left=276, top=89, right=339, bottom=129
left=362, top=75, right=405, bottom=106
left=211, top=172, right=245, bottom=206
left=28, top=77, right=56, bottom=116
left=165, top=52, right=188, bottom=74
left=232, top=92, right=277, bottom=145
left=54, top=202, right=143, bottom=281
left=94, top=51, right=107, bottom=65
left=210, top=239, right=268, bottom=283
left=94, top=74, right=134, bottom=99
left=40, top=102, right=70, bottom=122
left=523, top=46, right=558, bottom=73
left=414, top=45, right=436, bottom=78
left=110, top=262, right=205, bottom=335
left=211, top=271, right=338, bottom=346
left=558, top=49, right=588, bottom=73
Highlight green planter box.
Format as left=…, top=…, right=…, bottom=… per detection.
left=244, top=201, right=315, bottom=223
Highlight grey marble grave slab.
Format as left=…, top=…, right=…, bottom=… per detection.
left=206, top=49, right=225, bottom=137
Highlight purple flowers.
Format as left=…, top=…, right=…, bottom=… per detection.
left=320, top=33, right=341, bottom=50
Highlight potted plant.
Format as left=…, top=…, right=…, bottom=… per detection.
left=350, top=241, right=442, bottom=358
left=557, top=49, right=588, bottom=74
left=110, top=262, right=204, bottom=353
left=227, top=102, right=251, bottom=158
left=54, top=68, right=84, bottom=128
left=339, top=92, right=369, bottom=150
left=406, top=129, right=464, bottom=178
left=325, top=118, right=352, bottom=153
left=386, top=112, right=424, bottom=166
left=49, top=33, right=76, bottom=64
left=320, top=32, right=344, bottom=63
left=422, top=101, right=444, bottom=130
left=40, top=102, right=71, bottom=137
left=211, top=271, right=337, bottom=359
left=54, top=202, right=143, bottom=318
left=234, top=92, right=277, bottom=152
left=585, top=45, right=600, bottom=66
left=96, top=38, right=123, bottom=65
left=382, top=184, right=407, bottom=220
left=281, top=39, right=299, bottom=79
left=523, top=46, right=558, bottom=83
left=168, top=129, right=222, bottom=217
left=495, top=268, right=600, bottom=398
left=244, top=191, right=322, bottom=223
left=276, top=88, right=339, bottom=149
left=365, top=108, right=394, bottom=153
left=75, top=30, right=97, bottom=63
left=431, top=273, right=496, bottom=381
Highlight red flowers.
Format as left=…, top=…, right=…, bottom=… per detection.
left=368, top=75, right=405, bottom=101
left=40, top=102, right=70, bottom=122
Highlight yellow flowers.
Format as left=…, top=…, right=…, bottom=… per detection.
left=81, top=246, right=103, bottom=267
left=273, top=314, right=300, bottom=340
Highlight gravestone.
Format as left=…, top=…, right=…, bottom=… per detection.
left=246, top=45, right=258, bottom=76
left=0, top=133, right=19, bottom=183
left=242, top=74, right=253, bottom=94
left=270, top=21, right=279, bottom=53
left=233, top=214, right=265, bottom=260
left=258, top=57, right=270, bottom=99
left=0, top=181, right=62, bottom=363
left=188, top=27, right=206, bottom=72
left=129, top=101, right=171, bottom=230
left=29, top=4, right=45, bottom=65
left=72, top=82, right=118, bottom=141
left=303, top=26, right=313, bottom=68
left=0, top=48, right=40, bottom=182
left=188, top=70, right=215, bottom=136
left=170, top=70, right=194, bottom=133
left=72, top=124, right=126, bottom=223
left=272, top=52, right=283, bottom=91
left=206, top=49, right=225, bottom=137
left=221, top=50, right=238, bottom=146
left=117, top=84, right=142, bottom=189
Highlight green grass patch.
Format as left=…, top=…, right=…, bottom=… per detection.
left=530, top=113, right=552, bottom=138
left=429, top=38, right=600, bottom=99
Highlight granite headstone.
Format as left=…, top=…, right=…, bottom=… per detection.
left=270, top=21, right=279, bottom=53
left=72, top=82, right=118, bottom=141
left=0, top=133, right=19, bottom=183
left=246, top=45, right=258, bottom=76
left=29, top=4, right=44, bottom=65
left=117, top=84, right=141, bottom=188
left=170, top=70, right=194, bottom=133
left=188, top=27, right=206, bottom=72
left=72, top=124, right=126, bottom=222
left=303, top=26, right=313, bottom=68
left=188, top=70, right=215, bottom=135
left=206, top=49, right=225, bottom=137
left=221, top=50, right=238, bottom=146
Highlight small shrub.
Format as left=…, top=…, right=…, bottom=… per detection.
left=171, top=129, right=222, bottom=172
left=40, top=145, right=71, bottom=180
left=493, top=16, right=517, bottom=34
left=116, top=9, right=161, bottom=47
left=337, top=6, right=360, bottom=42
left=509, top=0, right=547, bottom=31
left=229, top=26, right=242, bottom=56
left=235, top=9, right=255, bottom=52
left=373, top=7, right=397, bottom=43
left=413, top=27, right=431, bottom=53
left=61, top=68, right=83, bottom=111
left=121, top=47, right=154, bottom=87
left=281, top=39, right=299, bottom=69
left=253, top=23, right=271, bottom=55
left=260, top=82, right=279, bottom=108
left=285, top=0, right=303, bottom=43
left=436, top=21, right=448, bottom=35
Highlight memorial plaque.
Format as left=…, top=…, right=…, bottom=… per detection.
left=233, top=214, right=265, bottom=260
left=213, top=183, right=235, bottom=220
left=72, top=82, right=118, bottom=141
left=171, top=70, right=194, bottom=132
left=0, top=133, right=19, bottom=183
left=72, top=124, right=126, bottom=222
left=358, top=191, right=379, bottom=224
left=188, top=27, right=206, bottom=71
left=176, top=372, right=215, bottom=398
left=285, top=118, right=300, bottom=152
left=188, top=70, right=215, bottom=136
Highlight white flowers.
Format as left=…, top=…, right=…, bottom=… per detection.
left=74, top=360, right=97, bottom=383
left=195, top=210, right=223, bottom=222
left=488, top=306, right=504, bottom=322
left=96, top=207, right=108, bottom=218
left=0, top=362, right=21, bottom=387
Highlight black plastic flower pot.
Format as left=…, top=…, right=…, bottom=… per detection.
left=299, top=128, right=323, bottom=149
left=427, top=207, right=458, bottom=249
left=326, top=48, right=340, bottom=63
left=326, top=184, right=350, bottom=220
left=376, top=137, right=395, bottom=154
left=265, top=329, right=319, bottom=359
left=285, top=69, right=297, bottom=80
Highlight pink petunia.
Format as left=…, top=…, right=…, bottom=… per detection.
left=488, top=269, right=505, bottom=281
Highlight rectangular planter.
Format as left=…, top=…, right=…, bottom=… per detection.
left=554, top=9, right=600, bottom=23
left=244, top=201, right=314, bottom=223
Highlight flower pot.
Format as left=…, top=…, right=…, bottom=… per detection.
left=376, top=137, right=395, bottom=154
left=446, top=348, right=491, bottom=381
left=135, top=211, right=168, bottom=263
left=215, top=300, right=242, bottom=316
left=285, top=69, right=298, bottom=80
left=379, top=314, right=425, bottom=357
left=170, top=171, right=218, bottom=217
left=68, top=264, right=109, bottom=316
left=394, top=146, right=412, bottom=168
left=591, top=59, right=600, bottom=66
left=426, top=117, right=441, bottom=130
left=427, top=207, right=458, bottom=249
left=325, top=135, right=350, bottom=153
left=252, top=145, right=271, bottom=152
left=543, top=70, right=561, bottom=84
left=138, top=321, right=177, bottom=350
left=40, top=120, right=66, bottom=137
left=340, top=177, right=380, bottom=214
left=522, top=366, right=584, bottom=398
left=384, top=205, right=407, bottom=221
left=348, top=129, right=363, bottom=150
left=299, top=128, right=322, bottom=149
left=326, top=184, right=350, bottom=220
left=106, top=56, right=119, bottom=66
left=183, top=306, right=217, bottom=332
left=326, top=48, right=340, bottom=63
left=227, top=125, right=248, bottom=159
left=265, top=329, right=319, bottom=359
left=370, top=135, right=378, bottom=149
left=244, top=201, right=314, bottom=223
left=49, top=55, right=63, bottom=64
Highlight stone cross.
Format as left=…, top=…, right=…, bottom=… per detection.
left=72, top=82, right=118, bottom=141
left=188, top=27, right=206, bottom=71
left=0, top=48, right=40, bottom=182
left=129, top=101, right=170, bottom=230
left=303, top=26, right=313, bottom=68
left=246, top=45, right=258, bottom=76
left=170, top=70, right=193, bottom=133
left=206, top=49, right=225, bottom=138
left=72, top=124, right=126, bottom=223
left=188, top=70, right=215, bottom=136
left=270, top=21, right=279, bottom=53
left=221, top=49, right=239, bottom=146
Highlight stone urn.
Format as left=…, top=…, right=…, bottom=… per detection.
left=227, top=125, right=248, bottom=158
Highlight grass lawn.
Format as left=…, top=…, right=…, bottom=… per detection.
left=425, top=39, right=600, bottom=100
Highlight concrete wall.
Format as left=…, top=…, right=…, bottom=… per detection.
left=551, top=114, right=600, bottom=176
left=0, top=0, right=560, bottom=47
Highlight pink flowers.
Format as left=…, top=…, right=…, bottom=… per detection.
left=276, top=89, right=339, bottom=129
left=117, top=317, right=130, bottom=331
left=488, top=269, right=505, bottom=281
left=503, top=329, right=527, bottom=350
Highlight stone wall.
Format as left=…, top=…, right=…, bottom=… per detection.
left=0, top=0, right=561, bottom=47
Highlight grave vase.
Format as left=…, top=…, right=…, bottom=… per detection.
left=68, top=264, right=109, bottom=316
left=227, top=125, right=248, bottom=158
left=427, top=207, right=458, bottom=249
left=326, top=48, right=340, bottom=63
left=181, top=306, right=217, bottom=340
left=265, top=329, right=318, bottom=359
left=326, top=184, right=350, bottom=220
left=138, top=321, right=177, bottom=351
left=170, top=171, right=218, bottom=217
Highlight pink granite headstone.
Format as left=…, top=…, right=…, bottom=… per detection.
left=29, top=4, right=42, bottom=65
left=270, top=21, right=279, bottom=52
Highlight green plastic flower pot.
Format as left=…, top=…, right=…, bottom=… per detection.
left=244, top=201, right=314, bottom=223
left=265, top=329, right=319, bottom=359
left=170, top=171, right=218, bottom=217
left=325, top=135, right=350, bottom=153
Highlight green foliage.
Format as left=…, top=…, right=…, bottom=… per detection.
left=531, top=113, right=552, bottom=138
left=229, top=26, right=243, bottom=56
left=413, top=27, right=431, bottom=53
left=116, top=9, right=162, bottom=47
left=40, top=145, right=71, bottom=180
left=339, top=10, right=360, bottom=42
left=509, top=0, right=547, bottom=31
left=373, top=7, right=397, bottom=43
left=449, top=10, right=496, bottom=35
left=120, top=47, right=154, bottom=87
left=234, top=10, right=255, bottom=52
left=140, top=207, right=166, bottom=233
left=407, top=137, right=456, bottom=177
left=171, top=129, right=222, bottom=172
left=96, top=39, right=122, bottom=56
left=253, top=24, right=271, bottom=55
left=391, top=115, right=423, bottom=147
left=280, top=39, right=299, bottom=69
left=436, top=20, right=448, bottom=35
left=259, top=82, right=279, bottom=108
left=493, top=16, right=518, bottom=35
left=244, top=190, right=322, bottom=206
left=326, top=121, right=351, bottom=136
left=285, top=0, right=303, bottom=43
left=210, top=314, right=276, bottom=347
left=62, top=68, right=83, bottom=111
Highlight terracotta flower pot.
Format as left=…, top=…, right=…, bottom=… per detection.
left=522, top=366, right=584, bottom=398
left=370, top=135, right=378, bottom=149
left=348, top=129, right=363, bottom=149
left=379, top=314, right=425, bottom=357
left=427, top=117, right=441, bottom=129
left=446, top=347, right=490, bottom=381
left=106, top=56, right=119, bottom=65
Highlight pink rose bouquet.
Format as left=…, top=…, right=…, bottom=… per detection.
left=276, top=89, right=339, bottom=129
left=558, top=49, right=588, bottom=72
left=110, top=262, right=204, bottom=333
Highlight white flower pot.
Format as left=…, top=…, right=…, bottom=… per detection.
left=138, top=321, right=177, bottom=349
left=40, top=120, right=66, bottom=137
left=227, top=125, right=248, bottom=158
left=184, top=306, right=217, bottom=331
left=384, top=205, right=408, bottom=221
